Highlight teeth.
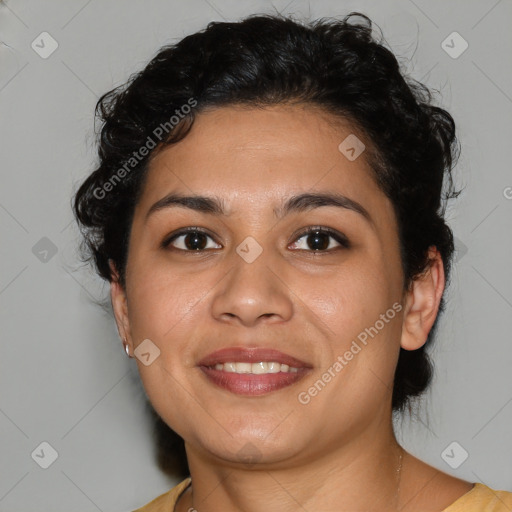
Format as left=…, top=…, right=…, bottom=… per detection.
left=236, top=362, right=252, bottom=373
left=223, top=362, right=237, bottom=372
left=211, top=362, right=300, bottom=374
left=252, top=362, right=268, bottom=374
left=267, top=362, right=280, bottom=373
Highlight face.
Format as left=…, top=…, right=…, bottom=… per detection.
left=113, top=104, right=411, bottom=467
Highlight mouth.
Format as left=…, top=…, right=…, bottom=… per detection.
left=197, top=347, right=312, bottom=396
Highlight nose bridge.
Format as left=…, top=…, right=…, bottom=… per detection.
left=211, top=234, right=293, bottom=325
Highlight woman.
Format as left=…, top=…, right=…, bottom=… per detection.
left=73, top=12, right=512, bottom=512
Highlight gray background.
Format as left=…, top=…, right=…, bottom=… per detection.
left=1, top=0, right=511, bottom=510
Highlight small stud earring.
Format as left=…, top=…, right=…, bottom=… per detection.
left=122, top=338, right=133, bottom=358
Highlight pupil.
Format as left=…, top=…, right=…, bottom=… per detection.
left=182, top=231, right=330, bottom=251
left=308, top=231, right=328, bottom=250
left=185, top=232, right=206, bottom=250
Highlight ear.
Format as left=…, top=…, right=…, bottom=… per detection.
left=400, top=247, right=445, bottom=351
left=109, top=259, right=133, bottom=350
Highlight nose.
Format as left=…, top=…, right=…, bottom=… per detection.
left=210, top=245, right=294, bottom=328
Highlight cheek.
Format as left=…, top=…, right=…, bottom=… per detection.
left=294, top=254, right=402, bottom=395
left=125, top=267, right=206, bottom=431
left=126, top=259, right=204, bottom=340
left=300, top=253, right=395, bottom=335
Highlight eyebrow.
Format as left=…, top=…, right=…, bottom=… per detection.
left=145, top=191, right=372, bottom=224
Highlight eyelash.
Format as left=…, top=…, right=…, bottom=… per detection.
left=161, top=226, right=350, bottom=253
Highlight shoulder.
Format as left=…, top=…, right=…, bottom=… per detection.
left=443, top=483, right=512, bottom=511
left=400, top=453, right=511, bottom=511
left=132, top=477, right=192, bottom=512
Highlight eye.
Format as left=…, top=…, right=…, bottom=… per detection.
left=162, top=226, right=350, bottom=253
left=289, top=226, right=350, bottom=252
left=162, top=227, right=221, bottom=251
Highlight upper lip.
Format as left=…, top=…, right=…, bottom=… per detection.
left=198, top=347, right=312, bottom=368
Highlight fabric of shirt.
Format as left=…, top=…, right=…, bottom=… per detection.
left=132, top=477, right=512, bottom=511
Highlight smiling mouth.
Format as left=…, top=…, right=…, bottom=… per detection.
left=208, top=361, right=300, bottom=374
left=197, top=347, right=312, bottom=396
left=199, top=360, right=311, bottom=395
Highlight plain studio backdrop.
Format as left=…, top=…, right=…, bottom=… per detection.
left=1, top=0, right=511, bottom=511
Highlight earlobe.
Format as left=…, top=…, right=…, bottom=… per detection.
left=400, top=247, right=445, bottom=351
left=109, top=259, right=132, bottom=348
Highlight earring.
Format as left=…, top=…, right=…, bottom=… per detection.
left=122, top=338, right=133, bottom=358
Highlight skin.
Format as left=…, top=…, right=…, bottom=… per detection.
left=110, top=104, right=473, bottom=511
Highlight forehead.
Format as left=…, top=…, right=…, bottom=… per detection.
left=137, top=104, right=386, bottom=217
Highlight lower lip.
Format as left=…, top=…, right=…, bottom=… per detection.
left=199, top=366, right=310, bottom=395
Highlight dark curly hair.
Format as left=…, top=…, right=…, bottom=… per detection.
left=73, top=11, right=460, bottom=478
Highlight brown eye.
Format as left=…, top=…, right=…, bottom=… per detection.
left=289, top=227, right=350, bottom=252
left=162, top=228, right=221, bottom=251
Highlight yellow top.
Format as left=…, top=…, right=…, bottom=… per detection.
left=132, top=477, right=512, bottom=511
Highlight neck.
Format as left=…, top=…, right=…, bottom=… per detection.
left=176, top=422, right=405, bottom=512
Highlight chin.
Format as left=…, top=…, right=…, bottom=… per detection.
left=206, top=437, right=302, bottom=468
